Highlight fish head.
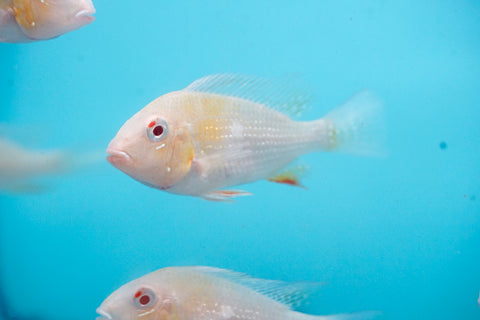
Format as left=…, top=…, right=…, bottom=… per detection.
left=107, top=92, right=194, bottom=190
left=11, top=0, right=95, bottom=40
left=97, top=275, right=178, bottom=320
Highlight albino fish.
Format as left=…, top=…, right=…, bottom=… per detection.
left=0, top=0, right=95, bottom=43
left=0, top=135, right=98, bottom=193
left=107, top=74, right=385, bottom=201
left=97, top=266, right=379, bottom=320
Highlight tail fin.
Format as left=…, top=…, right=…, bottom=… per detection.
left=38, top=149, right=104, bottom=175
left=68, top=149, right=105, bottom=170
left=322, top=91, right=386, bottom=157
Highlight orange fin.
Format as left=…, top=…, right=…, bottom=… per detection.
left=201, top=190, right=253, bottom=202
left=267, top=165, right=309, bottom=189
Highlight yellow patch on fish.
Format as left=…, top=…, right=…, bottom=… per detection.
left=163, top=126, right=195, bottom=187
left=0, top=1, right=12, bottom=10
left=12, top=0, right=38, bottom=30
left=191, top=95, right=233, bottom=149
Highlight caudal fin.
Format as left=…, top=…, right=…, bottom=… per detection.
left=322, top=91, right=386, bottom=157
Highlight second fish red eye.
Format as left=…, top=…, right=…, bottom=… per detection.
left=139, top=294, right=150, bottom=305
left=133, top=287, right=156, bottom=309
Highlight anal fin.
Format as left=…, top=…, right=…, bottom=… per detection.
left=201, top=190, right=253, bottom=202
left=267, top=165, right=308, bottom=189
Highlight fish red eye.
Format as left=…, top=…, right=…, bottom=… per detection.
left=147, top=118, right=169, bottom=142
left=153, top=125, right=164, bottom=136
left=133, top=287, right=156, bottom=309
left=139, top=295, right=150, bottom=305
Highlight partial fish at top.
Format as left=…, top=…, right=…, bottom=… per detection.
left=107, top=74, right=386, bottom=201
left=0, top=0, right=95, bottom=43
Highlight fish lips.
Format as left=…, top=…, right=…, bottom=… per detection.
left=75, top=0, right=96, bottom=23
left=75, top=9, right=96, bottom=23
left=96, top=308, right=113, bottom=320
left=106, top=147, right=132, bottom=168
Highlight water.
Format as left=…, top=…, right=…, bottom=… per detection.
left=1, top=1, right=479, bottom=319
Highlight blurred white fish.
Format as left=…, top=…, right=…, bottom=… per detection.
left=0, top=0, right=95, bottom=43
left=0, top=135, right=100, bottom=193
left=107, top=74, right=385, bottom=201
left=97, top=266, right=380, bottom=320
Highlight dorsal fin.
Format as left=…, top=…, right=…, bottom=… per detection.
left=183, top=74, right=312, bottom=117
left=190, top=266, right=322, bottom=309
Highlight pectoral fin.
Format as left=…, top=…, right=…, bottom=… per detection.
left=201, top=190, right=253, bottom=202
left=163, top=127, right=195, bottom=186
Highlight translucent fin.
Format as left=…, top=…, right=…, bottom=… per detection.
left=183, top=74, right=312, bottom=117
left=191, top=139, right=252, bottom=179
left=311, top=311, right=382, bottom=320
left=70, top=150, right=105, bottom=169
left=191, top=267, right=322, bottom=308
left=267, top=164, right=309, bottom=189
left=0, top=182, right=49, bottom=194
left=322, top=91, right=386, bottom=157
left=43, top=149, right=104, bottom=175
left=200, top=190, right=253, bottom=202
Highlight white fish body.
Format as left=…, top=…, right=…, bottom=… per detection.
left=107, top=74, right=385, bottom=201
left=97, top=266, right=380, bottom=320
left=0, top=0, right=95, bottom=43
left=160, top=94, right=320, bottom=198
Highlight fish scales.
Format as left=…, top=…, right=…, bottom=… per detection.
left=182, top=93, right=320, bottom=179
left=171, top=270, right=287, bottom=320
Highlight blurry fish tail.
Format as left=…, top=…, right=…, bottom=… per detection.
left=316, top=91, right=386, bottom=157
left=56, top=149, right=104, bottom=173
left=69, top=150, right=105, bottom=169
left=296, top=311, right=382, bottom=320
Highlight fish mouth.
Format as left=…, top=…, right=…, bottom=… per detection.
left=96, top=308, right=112, bottom=320
left=106, top=147, right=132, bottom=167
left=75, top=8, right=96, bottom=22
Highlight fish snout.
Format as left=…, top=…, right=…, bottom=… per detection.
left=71, top=0, right=96, bottom=26
left=75, top=9, right=96, bottom=23
left=106, top=142, right=132, bottom=168
left=96, top=308, right=113, bottom=320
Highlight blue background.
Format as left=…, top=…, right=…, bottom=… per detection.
left=1, top=1, right=479, bottom=319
